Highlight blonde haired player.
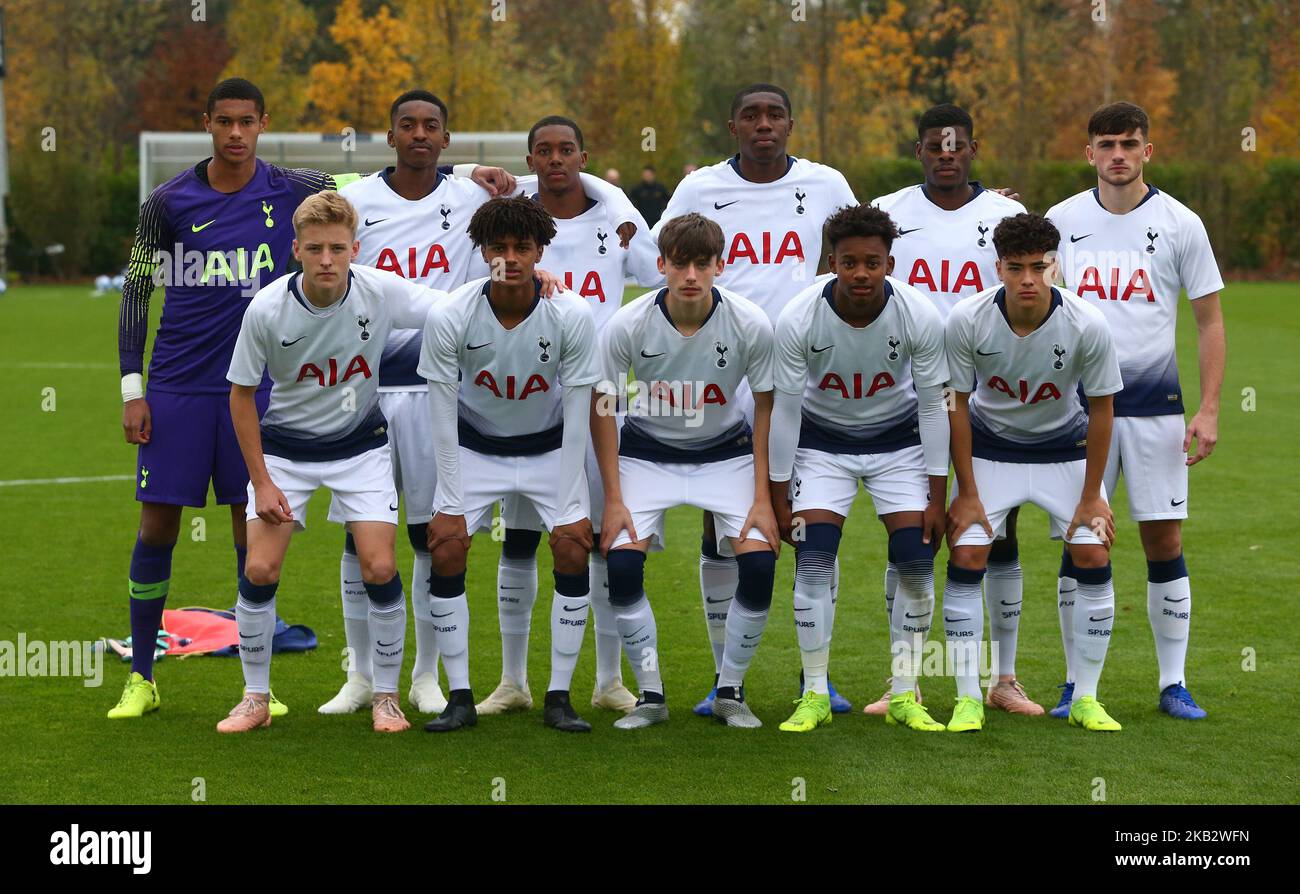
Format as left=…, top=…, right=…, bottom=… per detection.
left=222, top=192, right=446, bottom=734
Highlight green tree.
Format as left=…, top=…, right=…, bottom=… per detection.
left=222, top=0, right=319, bottom=129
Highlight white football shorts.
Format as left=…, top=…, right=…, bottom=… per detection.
left=607, top=454, right=769, bottom=556
left=249, top=445, right=397, bottom=532
left=951, top=457, right=1108, bottom=547
left=458, top=447, right=590, bottom=535
left=1104, top=414, right=1189, bottom=521
left=790, top=444, right=930, bottom=517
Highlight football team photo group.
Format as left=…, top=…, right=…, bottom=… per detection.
left=3, top=1, right=1296, bottom=838
left=111, top=77, right=1222, bottom=742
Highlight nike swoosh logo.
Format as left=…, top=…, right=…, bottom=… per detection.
left=640, top=350, right=665, bottom=359
left=365, top=217, right=388, bottom=226
left=389, top=502, right=399, bottom=511
left=1088, top=614, right=1114, bottom=622
left=281, top=336, right=306, bottom=347
left=1058, top=586, right=1077, bottom=593
left=562, top=604, right=586, bottom=612
left=377, top=638, right=400, bottom=647
left=999, top=600, right=1022, bottom=607
left=431, top=611, right=453, bottom=618
left=343, top=579, right=363, bottom=585
left=794, top=606, right=812, bottom=612
left=1163, top=596, right=1189, bottom=604
left=810, top=344, right=833, bottom=354
left=626, top=625, right=646, bottom=638
left=975, top=349, right=1001, bottom=356
left=501, top=586, right=524, bottom=590
left=904, top=611, right=931, bottom=619
left=705, top=596, right=730, bottom=604
left=1069, top=234, right=1091, bottom=243
left=742, top=633, right=760, bottom=639
left=1171, top=498, right=1186, bottom=506
left=238, top=632, right=259, bottom=639
left=714, top=200, right=739, bottom=210
left=467, top=342, right=492, bottom=350
left=897, top=227, right=923, bottom=236
left=943, top=616, right=961, bottom=624
left=191, top=220, right=216, bottom=232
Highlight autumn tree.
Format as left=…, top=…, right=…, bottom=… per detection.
left=306, top=0, right=413, bottom=132
left=140, top=4, right=232, bottom=133
left=397, top=0, right=534, bottom=132
left=222, top=0, right=318, bottom=129
left=573, top=1, right=693, bottom=185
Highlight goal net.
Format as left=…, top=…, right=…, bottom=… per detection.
left=139, top=131, right=529, bottom=206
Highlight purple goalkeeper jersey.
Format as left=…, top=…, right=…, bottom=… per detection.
left=117, top=158, right=335, bottom=394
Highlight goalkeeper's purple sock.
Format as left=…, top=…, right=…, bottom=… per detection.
left=128, top=536, right=174, bottom=680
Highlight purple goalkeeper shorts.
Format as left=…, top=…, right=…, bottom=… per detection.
left=135, top=388, right=270, bottom=507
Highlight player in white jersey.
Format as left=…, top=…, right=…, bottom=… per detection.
left=1045, top=102, right=1225, bottom=721
left=944, top=213, right=1124, bottom=733
left=649, top=83, right=859, bottom=716
left=222, top=192, right=446, bottom=734
left=419, top=197, right=603, bottom=734
left=594, top=213, right=779, bottom=730
left=480, top=116, right=664, bottom=719
left=871, top=104, right=1042, bottom=716
left=768, top=205, right=950, bottom=734
left=319, top=91, right=638, bottom=717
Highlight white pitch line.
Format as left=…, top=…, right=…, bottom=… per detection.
left=0, top=474, right=134, bottom=487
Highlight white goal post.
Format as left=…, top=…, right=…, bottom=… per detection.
left=139, top=131, right=530, bottom=206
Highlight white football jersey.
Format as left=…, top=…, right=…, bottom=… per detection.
left=418, top=277, right=601, bottom=448
left=599, top=286, right=775, bottom=458
left=650, top=156, right=859, bottom=323
left=774, top=275, right=948, bottom=448
left=341, top=169, right=492, bottom=390
left=871, top=183, right=1026, bottom=320
left=946, top=285, right=1122, bottom=462
left=1046, top=186, right=1223, bottom=417
left=514, top=175, right=661, bottom=331
left=227, top=265, right=444, bottom=454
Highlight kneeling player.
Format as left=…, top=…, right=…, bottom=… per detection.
left=223, top=191, right=446, bottom=733
left=418, top=196, right=602, bottom=733
left=944, top=213, right=1123, bottom=732
left=595, top=212, right=779, bottom=730
left=769, top=205, right=950, bottom=733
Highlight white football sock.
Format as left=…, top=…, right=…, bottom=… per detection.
left=431, top=593, right=470, bottom=692
left=340, top=551, right=372, bottom=682
left=1148, top=576, right=1191, bottom=691
left=892, top=561, right=935, bottom=695
left=699, top=553, right=734, bottom=673
left=718, top=600, right=769, bottom=690
left=409, top=550, right=439, bottom=682
left=497, top=556, right=536, bottom=686
left=236, top=594, right=276, bottom=694
left=1073, top=575, right=1115, bottom=699
left=368, top=593, right=406, bottom=694
left=985, top=560, right=1023, bottom=678
left=942, top=571, right=985, bottom=700
left=883, top=560, right=899, bottom=692
left=589, top=553, right=623, bottom=689
left=1057, top=572, right=1078, bottom=684
left=827, top=557, right=840, bottom=646
left=547, top=591, right=590, bottom=692
left=793, top=550, right=834, bottom=695
left=617, top=595, right=662, bottom=696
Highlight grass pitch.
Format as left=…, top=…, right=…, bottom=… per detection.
left=0, top=281, right=1296, bottom=804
